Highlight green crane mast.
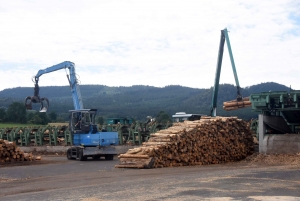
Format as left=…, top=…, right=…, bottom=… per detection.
left=210, top=28, right=242, bottom=117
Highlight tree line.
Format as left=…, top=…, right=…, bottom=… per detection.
left=0, top=102, right=58, bottom=125
left=0, top=82, right=291, bottom=123
left=0, top=102, right=173, bottom=126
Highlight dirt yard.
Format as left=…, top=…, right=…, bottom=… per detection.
left=0, top=152, right=300, bottom=200
left=1, top=151, right=300, bottom=168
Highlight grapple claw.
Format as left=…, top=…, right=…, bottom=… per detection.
left=25, top=96, right=50, bottom=112
left=40, top=97, right=49, bottom=112
left=25, top=75, right=50, bottom=112
left=25, top=96, right=33, bottom=110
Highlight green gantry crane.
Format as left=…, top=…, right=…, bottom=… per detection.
left=210, top=28, right=242, bottom=117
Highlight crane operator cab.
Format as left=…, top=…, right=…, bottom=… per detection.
left=67, top=108, right=119, bottom=160
left=70, top=109, right=98, bottom=134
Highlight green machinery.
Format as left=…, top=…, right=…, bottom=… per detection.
left=0, top=119, right=169, bottom=146
left=0, top=125, right=72, bottom=146
left=250, top=90, right=300, bottom=134
left=106, top=118, right=133, bottom=125
left=211, top=28, right=243, bottom=117
left=250, top=90, right=300, bottom=153
left=102, top=117, right=171, bottom=145
left=123, top=120, right=171, bottom=145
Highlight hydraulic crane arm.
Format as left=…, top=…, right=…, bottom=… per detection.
left=210, top=28, right=242, bottom=117
left=25, top=61, right=84, bottom=112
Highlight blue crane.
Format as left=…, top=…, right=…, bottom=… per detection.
left=25, top=61, right=119, bottom=161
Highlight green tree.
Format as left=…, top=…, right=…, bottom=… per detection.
left=32, top=114, right=43, bottom=124
left=0, top=108, right=5, bottom=122
left=48, top=111, right=57, bottom=122
left=155, top=111, right=171, bottom=124
left=26, top=111, right=36, bottom=124
left=97, top=116, right=105, bottom=125
left=38, top=112, right=50, bottom=125
left=5, top=102, right=27, bottom=123
left=27, top=111, right=50, bottom=125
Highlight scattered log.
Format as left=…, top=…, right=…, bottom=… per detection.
left=116, top=157, right=155, bottom=169
left=119, top=154, right=150, bottom=159
left=0, top=139, right=36, bottom=163
left=35, top=156, right=42, bottom=160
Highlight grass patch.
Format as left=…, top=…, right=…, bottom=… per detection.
left=0, top=122, right=69, bottom=129
left=0, top=123, right=44, bottom=128
left=48, top=123, right=68, bottom=126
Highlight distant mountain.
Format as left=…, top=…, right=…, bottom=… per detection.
left=244, top=82, right=291, bottom=93
left=0, top=82, right=291, bottom=121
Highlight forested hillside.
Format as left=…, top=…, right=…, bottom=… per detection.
left=0, top=82, right=291, bottom=121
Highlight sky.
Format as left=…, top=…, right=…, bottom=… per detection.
left=0, top=0, right=300, bottom=92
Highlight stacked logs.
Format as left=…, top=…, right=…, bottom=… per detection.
left=0, top=139, right=34, bottom=163
left=223, top=97, right=252, bottom=111
left=116, top=116, right=254, bottom=169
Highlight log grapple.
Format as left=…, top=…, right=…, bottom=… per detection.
left=25, top=77, right=49, bottom=112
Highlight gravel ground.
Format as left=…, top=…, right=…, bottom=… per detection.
left=0, top=158, right=300, bottom=200
left=1, top=152, right=300, bottom=168
left=0, top=153, right=300, bottom=200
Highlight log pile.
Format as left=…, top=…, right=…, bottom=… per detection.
left=116, top=116, right=254, bottom=169
left=0, top=139, right=34, bottom=163
left=223, top=97, right=251, bottom=111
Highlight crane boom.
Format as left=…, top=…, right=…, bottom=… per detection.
left=25, top=61, right=84, bottom=112
left=210, top=28, right=242, bottom=117
left=25, top=61, right=119, bottom=161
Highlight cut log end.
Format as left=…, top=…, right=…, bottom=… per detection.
left=117, top=157, right=155, bottom=169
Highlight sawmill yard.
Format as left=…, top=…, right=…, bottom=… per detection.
left=0, top=152, right=300, bottom=200
left=1, top=151, right=300, bottom=168
left=1, top=117, right=300, bottom=200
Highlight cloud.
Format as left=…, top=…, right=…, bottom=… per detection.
left=0, top=0, right=300, bottom=92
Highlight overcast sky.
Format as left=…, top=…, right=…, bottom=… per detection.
left=0, top=0, right=299, bottom=92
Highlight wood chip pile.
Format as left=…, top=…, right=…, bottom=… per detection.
left=244, top=153, right=300, bottom=166
left=0, top=139, right=34, bottom=163
left=223, top=97, right=252, bottom=111
left=116, top=116, right=254, bottom=169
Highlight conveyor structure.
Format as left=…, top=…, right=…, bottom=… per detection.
left=250, top=90, right=300, bottom=153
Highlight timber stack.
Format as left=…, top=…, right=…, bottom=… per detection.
left=0, top=139, right=34, bottom=163
left=116, top=116, right=254, bottom=169
left=223, top=97, right=252, bottom=111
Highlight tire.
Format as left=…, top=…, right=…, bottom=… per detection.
left=78, top=149, right=87, bottom=161
left=92, top=155, right=101, bottom=160
left=105, top=154, right=114, bottom=160
left=67, top=148, right=75, bottom=160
